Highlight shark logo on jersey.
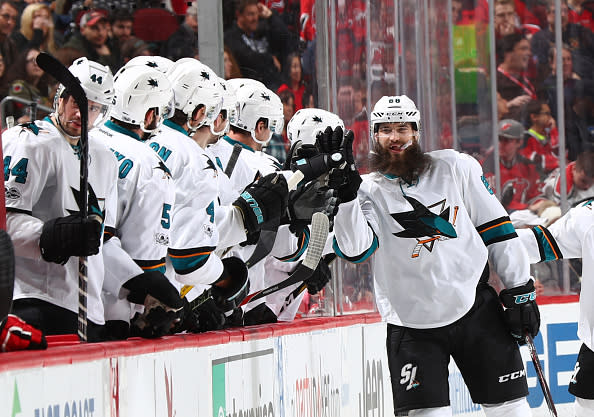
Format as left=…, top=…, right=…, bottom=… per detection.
left=67, top=183, right=106, bottom=222
left=390, top=196, right=458, bottom=258
left=203, top=156, right=218, bottom=177
left=155, top=161, right=172, bottom=179
left=203, top=223, right=214, bottom=237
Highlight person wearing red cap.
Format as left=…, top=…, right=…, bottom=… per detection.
left=62, top=10, right=116, bottom=72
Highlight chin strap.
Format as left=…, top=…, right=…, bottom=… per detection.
left=53, top=113, right=81, bottom=143
left=251, top=129, right=272, bottom=145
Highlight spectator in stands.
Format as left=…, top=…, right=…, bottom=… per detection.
left=224, top=45, right=242, bottom=79
left=119, top=36, right=151, bottom=67
left=536, top=150, right=594, bottom=207
left=482, top=119, right=542, bottom=212
left=5, top=47, right=53, bottom=123
left=0, top=0, right=19, bottom=73
left=495, top=0, right=527, bottom=38
left=11, top=3, right=56, bottom=54
left=531, top=0, right=594, bottom=81
left=566, top=80, right=594, bottom=160
left=568, top=0, right=594, bottom=33
left=497, top=32, right=538, bottom=120
left=452, top=0, right=463, bottom=24
left=62, top=10, right=117, bottom=72
left=521, top=99, right=561, bottom=178
left=162, top=2, right=198, bottom=61
left=543, top=44, right=581, bottom=120
left=109, top=9, right=134, bottom=69
left=277, top=52, right=306, bottom=112
left=224, top=0, right=289, bottom=90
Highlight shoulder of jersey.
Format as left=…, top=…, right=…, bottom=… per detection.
left=5, top=120, right=56, bottom=143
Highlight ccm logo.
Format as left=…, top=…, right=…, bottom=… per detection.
left=498, top=370, right=526, bottom=383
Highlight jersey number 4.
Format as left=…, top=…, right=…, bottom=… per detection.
left=3, top=156, right=29, bottom=184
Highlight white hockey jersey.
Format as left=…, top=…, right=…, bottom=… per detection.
left=3, top=118, right=118, bottom=325
left=334, top=149, right=531, bottom=328
left=517, top=200, right=594, bottom=350
left=147, top=120, right=246, bottom=286
left=91, top=120, right=174, bottom=273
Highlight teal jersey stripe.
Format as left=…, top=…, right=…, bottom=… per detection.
left=479, top=221, right=516, bottom=246
left=168, top=252, right=210, bottom=274
left=278, top=228, right=310, bottom=262
left=332, top=232, right=379, bottom=264
left=532, top=225, right=562, bottom=262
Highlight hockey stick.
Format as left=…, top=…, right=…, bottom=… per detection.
left=179, top=171, right=305, bottom=299
left=277, top=253, right=337, bottom=317
left=36, top=52, right=90, bottom=342
left=0, top=230, right=15, bottom=322
left=239, top=211, right=329, bottom=307
left=525, top=332, right=557, bottom=417
left=224, top=143, right=243, bottom=177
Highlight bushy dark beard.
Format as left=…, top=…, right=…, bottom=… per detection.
left=369, top=140, right=432, bottom=183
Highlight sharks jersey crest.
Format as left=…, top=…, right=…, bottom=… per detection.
left=390, top=195, right=459, bottom=258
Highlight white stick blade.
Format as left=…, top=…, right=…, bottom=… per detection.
left=303, top=212, right=330, bottom=270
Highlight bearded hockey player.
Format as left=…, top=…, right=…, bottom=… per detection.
left=331, top=95, right=539, bottom=416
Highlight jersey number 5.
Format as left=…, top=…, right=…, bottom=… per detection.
left=3, top=156, right=29, bottom=184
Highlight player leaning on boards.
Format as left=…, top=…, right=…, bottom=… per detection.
left=90, top=62, right=183, bottom=340
left=517, top=200, right=594, bottom=416
left=331, top=95, right=540, bottom=416
left=2, top=58, right=118, bottom=341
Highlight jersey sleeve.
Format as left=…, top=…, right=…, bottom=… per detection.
left=458, top=153, right=530, bottom=288
left=102, top=235, right=144, bottom=297
left=3, top=128, right=51, bottom=215
left=332, top=192, right=380, bottom=264
left=6, top=212, right=43, bottom=260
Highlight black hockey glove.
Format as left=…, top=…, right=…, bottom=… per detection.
left=124, top=270, right=184, bottom=338
left=499, top=279, right=541, bottom=344
left=39, top=214, right=102, bottom=264
left=290, top=138, right=344, bottom=183
left=316, top=125, right=344, bottom=154
left=305, top=254, right=334, bottom=295
left=327, top=130, right=361, bottom=203
left=183, top=257, right=250, bottom=333
left=234, top=173, right=288, bottom=236
left=243, top=303, right=278, bottom=326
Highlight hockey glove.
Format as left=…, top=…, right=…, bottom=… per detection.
left=305, top=255, right=333, bottom=295
left=234, top=173, right=288, bottom=236
left=39, top=215, right=102, bottom=264
left=1, top=314, right=47, bottom=352
left=327, top=130, right=361, bottom=203
left=316, top=125, right=344, bottom=154
left=499, top=279, right=541, bottom=344
left=243, top=303, right=278, bottom=326
left=124, top=271, right=184, bottom=338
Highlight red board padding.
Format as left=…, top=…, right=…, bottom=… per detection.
left=0, top=313, right=381, bottom=372
left=537, top=294, right=579, bottom=305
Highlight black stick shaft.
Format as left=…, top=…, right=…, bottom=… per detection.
left=525, top=333, right=557, bottom=417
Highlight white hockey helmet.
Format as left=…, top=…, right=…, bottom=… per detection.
left=55, top=57, right=114, bottom=128
left=227, top=77, right=266, bottom=92
left=287, top=108, right=345, bottom=147
left=232, top=85, right=283, bottom=144
left=165, top=59, right=223, bottom=132
left=212, top=77, right=237, bottom=136
left=370, top=95, right=420, bottom=139
left=124, top=55, right=174, bottom=74
left=111, top=65, right=174, bottom=133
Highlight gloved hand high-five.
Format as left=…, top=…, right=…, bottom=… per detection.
left=39, top=215, right=102, bottom=264
left=234, top=173, right=288, bottom=235
left=0, top=314, right=47, bottom=352
left=324, top=128, right=362, bottom=203
left=499, top=278, right=541, bottom=344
